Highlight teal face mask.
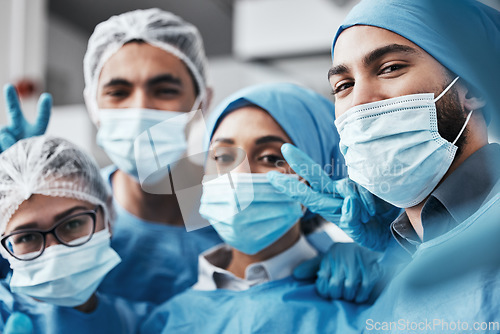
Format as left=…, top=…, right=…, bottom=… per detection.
left=8, top=229, right=121, bottom=307
left=199, top=173, right=303, bottom=255
left=96, top=108, right=192, bottom=183
left=334, top=77, right=474, bottom=208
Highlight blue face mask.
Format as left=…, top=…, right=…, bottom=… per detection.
left=334, top=77, right=474, bottom=208
left=8, top=229, right=121, bottom=307
left=199, top=173, right=304, bottom=255
left=96, top=106, right=197, bottom=184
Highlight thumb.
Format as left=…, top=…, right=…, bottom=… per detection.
left=4, top=312, right=33, bottom=334
left=293, top=256, right=322, bottom=280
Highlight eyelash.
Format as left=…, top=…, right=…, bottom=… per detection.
left=378, top=63, right=408, bottom=75
left=332, top=81, right=354, bottom=95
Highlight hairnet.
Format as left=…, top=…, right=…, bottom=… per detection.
left=83, top=8, right=208, bottom=124
left=332, top=0, right=500, bottom=132
left=0, top=136, right=114, bottom=236
left=205, top=82, right=343, bottom=177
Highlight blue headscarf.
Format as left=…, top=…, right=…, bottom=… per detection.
left=205, top=82, right=344, bottom=178
left=332, top=0, right=500, bottom=132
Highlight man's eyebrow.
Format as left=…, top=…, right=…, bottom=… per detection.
left=147, top=74, right=182, bottom=87
left=328, top=44, right=419, bottom=80
left=363, top=43, right=419, bottom=67
left=328, top=64, right=350, bottom=79
left=102, top=78, right=133, bottom=88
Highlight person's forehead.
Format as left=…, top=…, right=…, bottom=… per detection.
left=213, top=107, right=289, bottom=141
left=333, top=25, right=425, bottom=64
left=98, top=42, right=191, bottom=84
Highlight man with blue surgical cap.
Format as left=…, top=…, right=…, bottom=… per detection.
left=141, top=83, right=382, bottom=333
left=322, top=0, right=500, bottom=328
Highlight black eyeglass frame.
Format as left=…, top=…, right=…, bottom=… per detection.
left=1, top=206, right=99, bottom=261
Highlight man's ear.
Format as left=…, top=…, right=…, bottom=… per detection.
left=462, top=82, right=486, bottom=111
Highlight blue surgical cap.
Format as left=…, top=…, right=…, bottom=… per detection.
left=332, top=0, right=500, bottom=131
left=206, top=82, right=343, bottom=176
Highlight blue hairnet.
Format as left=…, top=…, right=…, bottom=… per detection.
left=205, top=82, right=342, bottom=175
left=332, top=0, right=500, bottom=131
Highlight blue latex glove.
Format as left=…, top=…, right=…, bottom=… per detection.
left=4, top=312, right=33, bottom=334
left=294, top=242, right=386, bottom=303
left=267, top=143, right=400, bottom=252
left=0, top=84, right=52, bottom=153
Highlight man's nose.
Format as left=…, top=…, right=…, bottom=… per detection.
left=349, top=80, right=389, bottom=109
left=129, top=90, right=154, bottom=109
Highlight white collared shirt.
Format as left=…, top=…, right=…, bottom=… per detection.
left=193, top=235, right=318, bottom=291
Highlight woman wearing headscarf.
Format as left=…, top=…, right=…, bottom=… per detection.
left=141, top=83, right=381, bottom=334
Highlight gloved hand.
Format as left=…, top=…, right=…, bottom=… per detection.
left=267, top=143, right=400, bottom=252
left=294, top=242, right=385, bottom=303
left=4, top=312, right=33, bottom=334
left=0, top=84, right=52, bottom=153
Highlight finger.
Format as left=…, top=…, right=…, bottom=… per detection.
left=355, top=259, right=380, bottom=303
left=0, top=129, right=17, bottom=152
left=293, top=256, right=322, bottom=280
left=342, top=257, right=363, bottom=302
left=281, top=143, right=336, bottom=193
left=325, top=255, right=345, bottom=300
left=316, top=252, right=335, bottom=298
left=32, top=92, right=52, bottom=134
left=267, top=171, right=343, bottom=213
left=3, top=84, right=25, bottom=132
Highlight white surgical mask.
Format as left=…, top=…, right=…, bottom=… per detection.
left=9, top=229, right=121, bottom=307
left=334, top=77, right=474, bottom=208
left=96, top=97, right=201, bottom=184
left=199, top=173, right=303, bottom=255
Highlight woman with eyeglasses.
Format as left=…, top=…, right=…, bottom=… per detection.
left=0, top=136, right=151, bottom=333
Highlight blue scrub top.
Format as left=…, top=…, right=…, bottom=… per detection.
left=0, top=258, right=9, bottom=279
left=141, top=276, right=369, bottom=334
left=141, top=233, right=368, bottom=334
left=365, top=194, right=500, bottom=333
left=0, top=281, right=152, bottom=334
left=97, top=166, right=223, bottom=304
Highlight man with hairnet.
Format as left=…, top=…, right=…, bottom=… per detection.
left=324, top=0, right=500, bottom=329
left=0, top=8, right=222, bottom=305
left=82, top=8, right=223, bottom=304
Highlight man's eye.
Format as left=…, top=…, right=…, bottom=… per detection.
left=379, top=64, right=407, bottom=75
left=106, top=89, right=129, bottom=98
left=154, top=88, right=180, bottom=97
left=332, top=82, right=354, bottom=95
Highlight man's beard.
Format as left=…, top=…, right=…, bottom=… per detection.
left=435, top=82, right=469, bottom=158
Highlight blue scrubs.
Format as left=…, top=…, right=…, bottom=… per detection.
left=141, top=276, right=369, bottom=334
left=365, top=194, right=500, bottom=333
left=141, top=233, right=367, bottom=334
left=0, top=281, right=152, bottom=334
left=0, top=258, right=9, bottom=279
left=98, top=166, right=223, bottom=304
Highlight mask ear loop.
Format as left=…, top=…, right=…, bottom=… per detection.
left=434, top=76, right=461, bottom=103
left=452, top=110, right=474, bottom=145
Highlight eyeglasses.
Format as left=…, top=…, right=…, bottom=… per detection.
left=1, top=206, right=99, bottom=261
